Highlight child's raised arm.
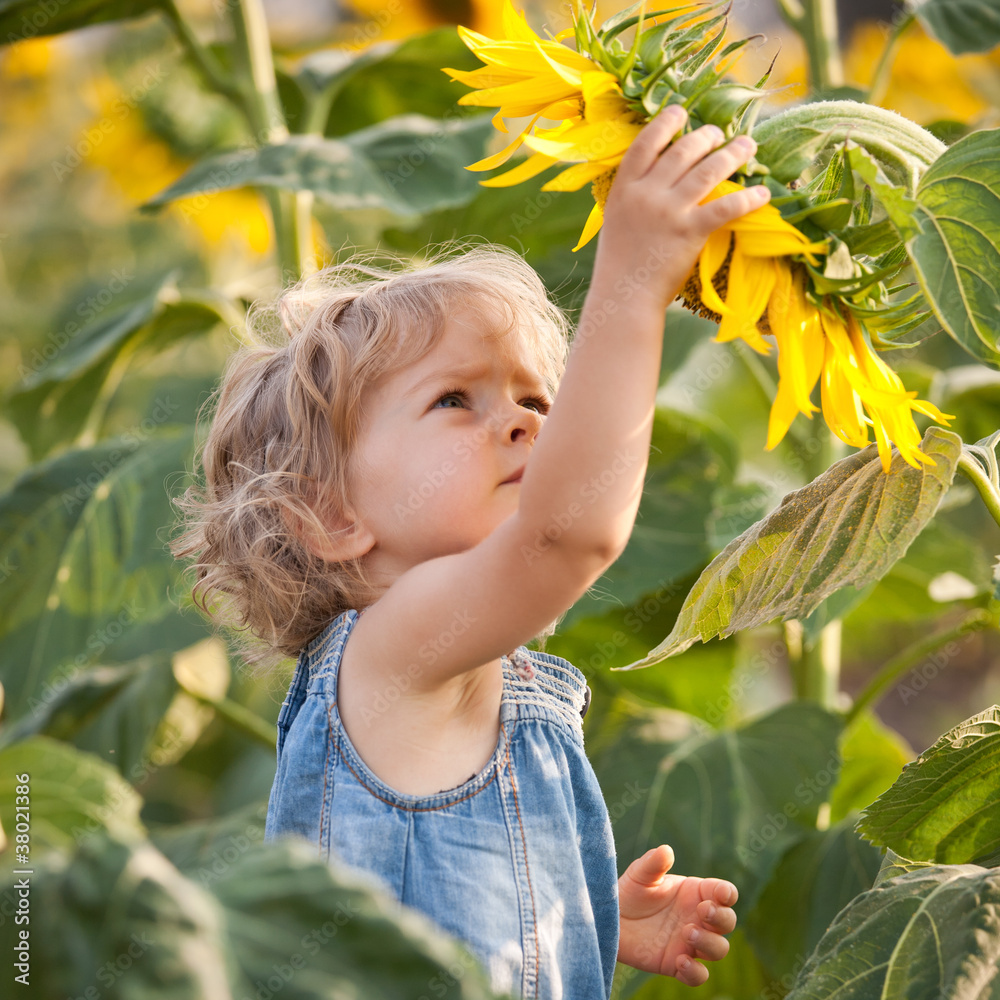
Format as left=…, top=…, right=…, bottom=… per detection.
left=349, top=108, right=768, bottom=689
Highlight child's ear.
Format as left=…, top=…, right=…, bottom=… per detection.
left=284, top=501, right=374, bottom=563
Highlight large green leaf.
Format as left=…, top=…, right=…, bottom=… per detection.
left=325, top=28, right=480, bottom=135
left=0, top=654, right=179, bottom=778
left=784, top=863, right=1000, bottom=1000
left=0, top=0, right=159, bottom=40
left=744, top=816, right=883, bottom=983
left=830, top=713, right=912, bottom=825
left=144, top=114, right=495, bottom=219
left=905, top=129, right=1000, bottom=364
left=8, top=278, right=224, bottom=459
left=563, top=408, right=738, bottom=626
left=0, top=736, right=145, bottom=854
left=0, top=427, right=208, bottom=722
left=622, top=427, right=962, bottom=667
left=592, top=702, right=843, bottom=910
left=0, top=830, right=510, bottom=999
left=910, top=0, right=1000, bottom=55
left=857, top=706, right=1000, bottom=864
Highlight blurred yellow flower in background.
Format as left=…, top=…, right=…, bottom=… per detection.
left=342, top=0, right=505, bottom=47
left=81, top=77, right=271, bottom=255
left=846, top=20, right=999, bottom=124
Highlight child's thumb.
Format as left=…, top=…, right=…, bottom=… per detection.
left=629, top=844, right=676, bottom=885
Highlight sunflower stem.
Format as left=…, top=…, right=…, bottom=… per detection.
left=867, top=12, right=916, bottom=106
left=790, top=429, right=843, bottom=708
left=161, top=0, right=247, bottom=112
left=229, top=0, right=309, bottom=283
left=845, top=610, right=995, bottom=726
left=957, top=452, right=1000, bottom=529
left=781, top=0, right=843, bottom=94
left=795, top=620, right=841, bottom=706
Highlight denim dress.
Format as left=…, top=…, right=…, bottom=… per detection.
left=264, top=609, right=620, bottom=999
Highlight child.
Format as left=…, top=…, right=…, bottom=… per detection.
left=174, top=106, right=767, bottom=998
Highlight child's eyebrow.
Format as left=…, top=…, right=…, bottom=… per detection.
left=404, top=362, right=547, bottom=399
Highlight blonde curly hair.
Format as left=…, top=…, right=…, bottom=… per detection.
left=170, top=242, right=572, bottom=672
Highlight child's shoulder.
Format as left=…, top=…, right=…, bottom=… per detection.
left=517, top=647, right=592, bottom=723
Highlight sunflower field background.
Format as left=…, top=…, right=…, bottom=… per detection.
left=1, top=0, right=1000, bottom=997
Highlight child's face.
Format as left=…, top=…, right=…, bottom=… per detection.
left=347, top=306, right=552, bottom=582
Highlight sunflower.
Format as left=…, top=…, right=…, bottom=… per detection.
left=484, top=71, right=645, bottom=250
left=441, top=0, right=594, bottom=173
left=444, top=1, right=953, bottom=471
left=683, top=183, right=952, bottom=471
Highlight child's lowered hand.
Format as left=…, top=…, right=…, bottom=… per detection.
left=617, top=844, right=738, bottom=987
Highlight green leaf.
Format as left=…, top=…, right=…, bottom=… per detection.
left=0, top=830, right=510, bottom=999
left=144, top=115, right=495, bottom=219
left=784, top=863, right=1000, bottom=1000
left=328, top=27, right=482, bottom=135
left=830, top=713, right=913, bottom=825
left=0, top=0, right=160, bottom=41
left=754, top=101, right=945, bottom=191
left=910, top=0, right=1000, bottom=55
left=0, top=654, right=179, bottom=778
left=906, top=129, right=1000, bottom=364
left=857, top=706, right=1000, bottom=864
left=623, top=427, right=962, bottom=667
left=874, top=847, right=941, bottom=886
left=7, top=279, right=223, bottom=459
left=744, top=816, right=883, bottom=983
left=0, top=428, right=208, bottom=722
left=562, top=408, right=737, bottom=626
left=0, top=736, right=145, bottom=854
left=591, top=702, right=843, bottom=910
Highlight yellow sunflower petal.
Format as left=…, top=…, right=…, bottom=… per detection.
left=542, top=160, right=613, bottom=191
left=572, top=199, right=604, bottom=252
left=698, top=229, right=733, bottom=316
left=715, top=251, right=775, bottom=353
left=478, top=152, right=558, bottom=187
left=466, top=114, right=543, bottom=170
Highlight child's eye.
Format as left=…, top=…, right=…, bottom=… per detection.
left=434, top=389, right=470, bottom=409
left=521, top=397, right=551, bottom=414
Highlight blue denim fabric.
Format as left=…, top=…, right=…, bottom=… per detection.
left=264, top=609, right=620, bottom=999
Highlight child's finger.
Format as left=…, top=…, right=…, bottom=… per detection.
left=646, top=123, right=726, bottom=189
left=689, top=927, right=731, bottom=962
left=675, top=954, right=709, bottom=987
left=697, top=898, right=737, bottom=934
left=671, top=134, right=762, bottom=206
left=693, top=179, right=771, bottom=232
left=625, top=844, right=675, bottom=885
left=617, top=104, right=688, bottom=182
left=700, top=877, right=739, bottom=907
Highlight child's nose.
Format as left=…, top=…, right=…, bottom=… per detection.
left=505, top=403, right=543, bottom=444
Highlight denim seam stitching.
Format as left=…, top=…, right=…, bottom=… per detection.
left=319, top=698, right=336, bottom=855
left=334, top=732, right=500, bottom=812
left=504, top=713, right=539, bottom=999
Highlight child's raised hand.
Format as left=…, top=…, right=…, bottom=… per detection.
left=617, top=844, right=738, bottom=986
left=594, top=105, right=770, bottom=313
